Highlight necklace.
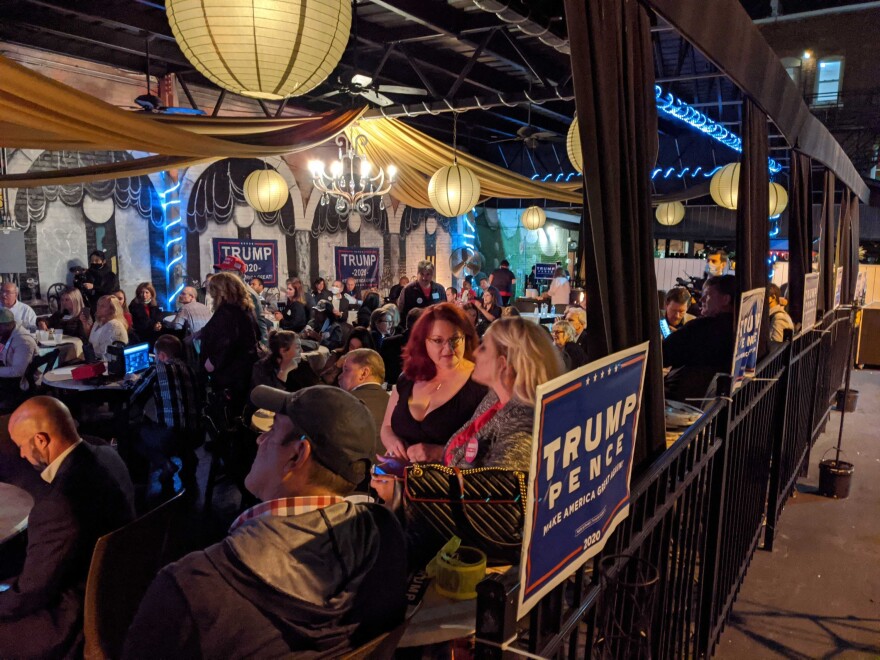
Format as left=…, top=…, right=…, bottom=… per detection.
left=433, top=380, right=443, bottom=392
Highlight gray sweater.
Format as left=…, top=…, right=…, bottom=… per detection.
left=444, top=391, right=535, bottom=471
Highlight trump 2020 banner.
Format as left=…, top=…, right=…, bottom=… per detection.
left=517, top=342, right=649, bottom=618
left=335, top=247, right=380, bottom=290
left=535, top=263, right=557, bottom=280
left=212, top=238, right=278, bottom=286
left=800, top=273, right=820, bottom=335
left=731, top=287, right=765, bottom=391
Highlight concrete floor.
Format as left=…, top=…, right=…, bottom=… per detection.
left=717, top=368, right=880, bottom=659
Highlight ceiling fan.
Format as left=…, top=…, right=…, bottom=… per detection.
left=491, top=125, right=563, bottom=149
left=317, top=73, right=428, bottom=107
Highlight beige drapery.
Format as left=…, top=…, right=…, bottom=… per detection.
left=1, top=54, right=583, bottom=206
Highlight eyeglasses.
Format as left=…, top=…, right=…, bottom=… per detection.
left=427, top=335, right=465, bottom=349
left=552, top=330, right=566, bottom=336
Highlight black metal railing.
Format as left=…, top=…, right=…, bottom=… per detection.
left=474, top=306, right=855, bottom=659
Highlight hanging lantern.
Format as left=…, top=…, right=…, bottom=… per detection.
left=425, top=215, right=438, bottom=235
left=428, top=165, right=481, bottom=217
left=166, top=0, right=351, bottom=100
left=709, top=163, right=740, bottom=210
left=347, top=212, right=361, bottom=233
left=521, top=206, right=546, bottom=231
left=655, top=201, right=685, bottom=226
left=768, top=182, right=789, bottom=217
left=566, top=115, right=583, bottom=174
left=243, top=169, right=289, bottom=213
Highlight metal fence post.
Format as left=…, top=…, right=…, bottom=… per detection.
left=764, top=331, right=795, bottom=551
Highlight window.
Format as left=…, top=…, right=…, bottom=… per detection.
left=814, top=57, right=844, bottom=105
left=781, top=57, right=801, bottom=86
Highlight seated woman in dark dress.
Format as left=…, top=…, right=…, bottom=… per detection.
left=380, top=303, right=487, bottom=464
left=37, top=287, right=91, bottom=342
left=250, top=330, right=319, bottom=392
left=275, top=277, right=310, bottom=332
left=474, top=288, right=502, bottom=327
left=358, top=292, right=382, bottom=328
left=128, top=282, right=164, bottom=346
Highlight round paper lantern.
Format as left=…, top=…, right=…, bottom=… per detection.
left=521, top=206, right=546, bottom=231
left=768, top=182, right=789, bottom=217
left=709, top=163, right=740, bottom=210
left=425, top=215, right=437, bottom=235
left=428, top=165, right=481, bottom=217
left=348, top=212, right=361, bottom=233
left=566, top=115, right=583, bottom=174
left=166, top=0, right=351, bottom=100
left=243, top=169, right=289, bottom=213
left=655, top=201, right=685, bottom=226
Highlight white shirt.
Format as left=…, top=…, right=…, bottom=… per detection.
left=41, top=438, right=83, bottom=484
left=3, top=300, right=37, bottom=331
left=547, top=277, right=571, bottom=306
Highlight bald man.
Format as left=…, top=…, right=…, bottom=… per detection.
left=165, top=285, right=213, bottom=335
left=0, top=397, right=134, bottom=659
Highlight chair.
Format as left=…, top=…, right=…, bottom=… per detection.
left=83, top=491, right=187, bottom=660
left=25, top=348, right=59, bottom=394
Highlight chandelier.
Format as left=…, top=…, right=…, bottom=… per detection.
left=309, top=133, right=396, bottom=221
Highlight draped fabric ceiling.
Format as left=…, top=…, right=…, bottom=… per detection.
left=0, top=55, right=582, bottom=207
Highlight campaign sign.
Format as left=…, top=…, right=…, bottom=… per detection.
left=517, top=342, right=649, bottom=619
left=535, top=263, right=557, bottom=280
left=834, top=266, right=844, bottom=308
left=335, top=247, right=380, bottom=290
left=212, top=238, right=278, bottom=286
left=731, top=287, right=765, bottom=391
left=855, top=271, right=867, bottom=305
left=800, top=273, right=820, bottom=334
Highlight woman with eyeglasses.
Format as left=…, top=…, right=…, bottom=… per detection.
left=551, top=319, right=588, bottom=372
left=444, top=317, right=564, bottom=470
left=380, top=303, right=487, bottom=463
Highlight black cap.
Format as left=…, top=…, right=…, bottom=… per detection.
left=250, top=385, right=374, bottom=484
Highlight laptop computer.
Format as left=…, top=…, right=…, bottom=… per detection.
left=123, top=343, right=152, bottom=375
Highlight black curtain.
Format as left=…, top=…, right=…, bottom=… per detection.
left=786, top=152, right=813, bottom=325
left=564, top=0, right=665, bottom=468
left=735, top=99, right=770, bottom=356
left=836, top=189, right=857, bottom=304
left=818, top=171, right=836, bottom=313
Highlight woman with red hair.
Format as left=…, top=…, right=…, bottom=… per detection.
left=380, top=303, right=487, bottom=463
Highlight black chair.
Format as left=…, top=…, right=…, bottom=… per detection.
left=24, top=348, right=59, bottom=395
left=83, top=491, right=187, bottom=660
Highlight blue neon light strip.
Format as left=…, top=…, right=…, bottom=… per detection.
left=655, top=86, right=783, bottom=174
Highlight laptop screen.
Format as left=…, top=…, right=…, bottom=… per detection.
left=123, top=343, right=151, bottom=374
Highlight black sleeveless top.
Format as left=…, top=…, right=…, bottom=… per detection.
left=391, top=373, right=488, bottom=446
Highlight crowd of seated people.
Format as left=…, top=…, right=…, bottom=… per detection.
left=2, top=255, right=812, bottom=658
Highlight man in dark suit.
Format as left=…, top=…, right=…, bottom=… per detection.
left=0, top=397, right=135, bottom=659
left=338, top=349, right=389, bottom=457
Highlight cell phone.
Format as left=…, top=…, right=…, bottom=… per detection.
left=372, top=456, right=409, bottom=478
left=660, top=318, right=672, bottom=339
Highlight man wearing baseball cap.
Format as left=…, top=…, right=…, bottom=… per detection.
left=0, top=307, right=37, bottom=410
left=124, top=385, right=407, bottom=658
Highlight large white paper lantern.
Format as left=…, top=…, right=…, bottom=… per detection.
left=166, top=0, right=351, bottom=100
left=243, top=169, right=289, bottom=213
left=521, top=206, right=546, bottom=231
left=428, top=165, right=481, bottom=217
left=709, top=163, right=740, bottom=210
left=768, top=182, right=789, bottom=216
left=655, top=201, right=685, bottom=226
left=566, top=115, right=583, bottom=174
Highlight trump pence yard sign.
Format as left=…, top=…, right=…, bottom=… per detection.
left=518, top=342, right=650, bottom=618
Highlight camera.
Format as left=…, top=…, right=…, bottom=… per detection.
left=70, top=266, right=87, bottom=289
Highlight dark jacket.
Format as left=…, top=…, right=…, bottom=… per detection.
left=663, top=312, right=735, bottom=402
left=45, top=310, right=91, bottom=343
left=378, top=331, right=408, bottom=386
left=397, top=281, right=446, bottom=318
left=351, top=383, right=390, bottom=457
left=277, top=300, right=310, bottom=333
left=250, top=357, right=320, bottom=393
left=123, top=502, right=407, bottom=660
left=82, top=263, right=119, bottom=310
left=0, top=442, right=135, bottom=660
left=561, top=342, right=588, bottom=372
left=201, top=303, right=260, bottom=392
left=128, top=301, right=164, bottom=345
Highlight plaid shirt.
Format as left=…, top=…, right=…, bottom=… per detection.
left=229, top=496, right=344, bottom=533
left=133, top=357, right=200, bottom=429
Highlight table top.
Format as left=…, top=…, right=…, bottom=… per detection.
left=0, top=483, right=34, bottom=545
left=43, top=365, right=131, bottom=392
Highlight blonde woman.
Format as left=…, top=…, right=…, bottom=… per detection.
left=443, top=317, right=564, bottom=470
left=87, top=295, right=129, bottom=358
left=38, top=287, right=91, bottom=342
left=201, top=271, right=260, bottom=409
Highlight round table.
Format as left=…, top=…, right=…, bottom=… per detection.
left=0, top=483, right=34, bottom=545
left=37, top=335, right=84, bottom=365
